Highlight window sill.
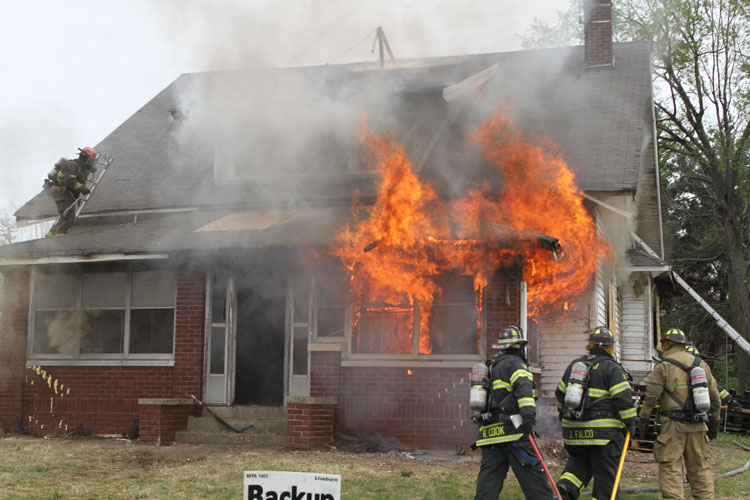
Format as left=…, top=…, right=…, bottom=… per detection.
left=341, top=359, right=479, bottom=368
left=26, top=358, right=175, bottom=367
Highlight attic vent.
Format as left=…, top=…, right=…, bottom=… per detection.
left=168, top=108, right=185, bottom=121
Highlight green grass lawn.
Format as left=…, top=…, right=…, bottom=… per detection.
left=0, top=434, right=748, bottom=499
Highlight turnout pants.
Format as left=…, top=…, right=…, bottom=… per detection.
left=474, top=435, right=555, bottom=500
left=49, top=186, right=77, bottom=235
left=653, top=420, right=713, bottom=499
left=556, top=433, right=624, bottom=500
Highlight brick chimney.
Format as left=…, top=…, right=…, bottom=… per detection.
left=584, top=0, right=613, bottom=67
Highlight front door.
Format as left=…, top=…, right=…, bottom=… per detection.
left=234, top=273, right=286, bottom=406
left=204, top=269, right=236, bottom=404
left=288, top=273, right=310, bottom=397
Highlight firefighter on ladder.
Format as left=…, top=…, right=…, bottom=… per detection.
left=45, top=147, right=97, bottom=237
left=554, top=326, right=637, bottom=500
left=473, top=326, right=556, bottom=500
left=638, top=328, right=721, bottom=500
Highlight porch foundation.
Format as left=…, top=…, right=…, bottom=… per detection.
left=286, top=396, right=337, bottom=449
left=138, top=398, right=197, bottom=444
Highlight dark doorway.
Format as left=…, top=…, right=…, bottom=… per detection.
left=234, top=272, right=286, bottom=406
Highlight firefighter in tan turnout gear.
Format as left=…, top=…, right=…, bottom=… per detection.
left=638, top=328, right=721, bottom=500
left=45, top=146, right=97, bottom=237
left=554, top=326, right=637, bottom=500
left=472, top=326, right=556, bottom=500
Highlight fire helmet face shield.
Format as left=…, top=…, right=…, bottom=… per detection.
left=588, top=326, right=615, bottom=346
left=663, top=328, right=688, bottom=345
left=494, top=326, right=527, bottom=350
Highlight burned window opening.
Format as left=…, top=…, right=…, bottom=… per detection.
left=350, top=271, right=481, bottom=357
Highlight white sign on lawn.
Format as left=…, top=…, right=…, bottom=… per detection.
left=244, top=471, right=341, bottom=500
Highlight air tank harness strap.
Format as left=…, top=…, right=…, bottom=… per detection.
left=664, top=410, right=693, bottom=423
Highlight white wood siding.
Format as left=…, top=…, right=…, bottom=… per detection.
left=620, top=273, right=655, bottom=382
left=537, top=308, right=590, bottom=416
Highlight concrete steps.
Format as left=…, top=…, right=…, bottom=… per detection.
left=174, top=405, right=286, bottom=447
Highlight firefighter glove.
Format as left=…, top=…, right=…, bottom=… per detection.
left=707, top=419, right=719, bottom=440
left=520, top=415, right=535, bottom=435
left=729, top=399, right=743, bottom=411
left=79, top=186, right=91, bottom=195
left=624, top=418, right=636, bottom=437
left=638, top=417, right=649, bottom=440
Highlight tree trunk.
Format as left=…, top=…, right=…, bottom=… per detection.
left=725, top=222, right=750, bottom=391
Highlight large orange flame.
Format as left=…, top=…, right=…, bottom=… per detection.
left=331, top=112, right=610, bottom=354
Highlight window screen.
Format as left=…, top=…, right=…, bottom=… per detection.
left=81, top=272, right=126, bottom=309
left=316, top=269, right=346, bottom=340
left=33, top=272, right=77, bottom=309
left=130, top=309, right=174, bottom=354
left=132, top=271, right=176, bottom=308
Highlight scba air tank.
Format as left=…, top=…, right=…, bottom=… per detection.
left=564, top=361, right=590, bottom=411
left=690, top=365, right=711, bottom=414
left=470, top=362, right=490, bottom=412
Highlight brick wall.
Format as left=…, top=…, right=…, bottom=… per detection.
left=3, top=269, right=205, bottom=439
left=287, top=397, right=336, bottom=449
left=310, top=351, right=340, bottom=398
left=336, top=366, right=476, bottom=449
left=174, top=272, right=206, bottom=397
left=0, top=270, right=30, bottom=432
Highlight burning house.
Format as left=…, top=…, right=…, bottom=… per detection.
left=0, top=4, right=666, bottom=448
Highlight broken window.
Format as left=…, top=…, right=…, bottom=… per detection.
left=29, top=265, right=175, bottom=360
left=350, top=271, right=481, bottom=357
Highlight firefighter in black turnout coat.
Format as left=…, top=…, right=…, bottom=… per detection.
left=554, top=326, right=637, bottom=500
left=473, top=326, right=556, bottom=500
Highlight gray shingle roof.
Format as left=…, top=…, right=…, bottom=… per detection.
left=0, top=207, right=562, bottom=261
left=16, top=42, right=654, bottom=221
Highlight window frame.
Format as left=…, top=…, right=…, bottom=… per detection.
left=27, top=263, right=176, bottom=365
left=345, top=276, right=486, bottom=361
